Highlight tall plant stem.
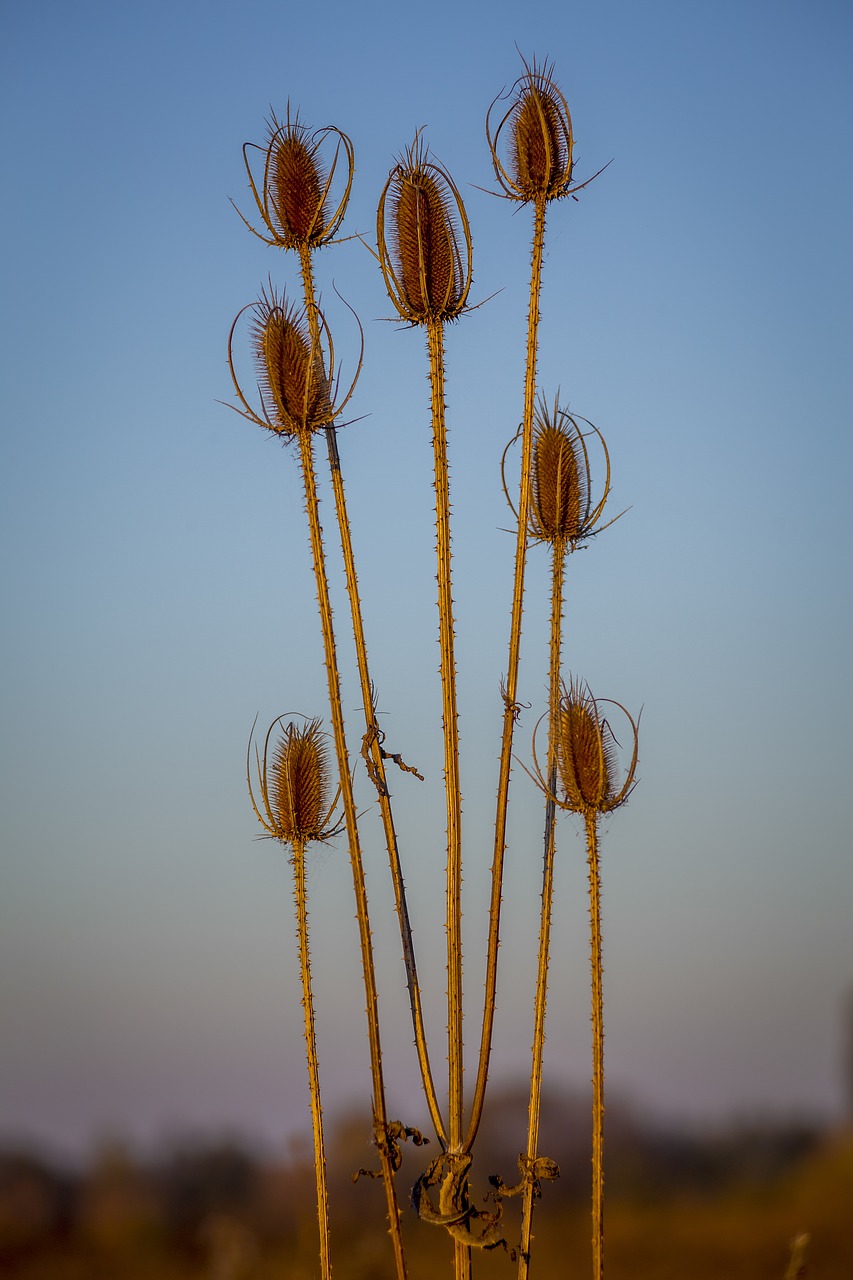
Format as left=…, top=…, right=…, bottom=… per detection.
left=586, top=809, right=604, bottom=1280
left=298, top=247, right=446, bottom=1148
left=517, top=544, right=565, bottom=1278
left=292, top=837, right=331, bottom=1280
left=425, top=315, right=470, bottom=1280
left=295, top=425, right=408, bottom=1280
left=467, top=196, right=548, bottom=1151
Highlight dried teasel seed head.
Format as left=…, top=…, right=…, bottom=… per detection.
left=377, top=134, right=473, bottom=324
left=253, top=292, right=333, bottom=432
left=503, top=396, right=617, bottom=550
left=530, top=412, right=589, bottom=546
left=249, top=717, right=341, bottom=846
left=271, top=128, right=329, bottom=245
left=228, top=286, right=335, bottom=437
left=551, top=680, right=640, bottom=816
left=487, top=58, right=575, bottom=203
left=234, top=108, right=355, bottom=250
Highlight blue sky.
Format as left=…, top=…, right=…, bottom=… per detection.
left=1, top=0, right=852, bottom=1158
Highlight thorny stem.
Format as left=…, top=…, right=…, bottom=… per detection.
left=518, top=545, right=565, bottom=1278
left=295, top=425, right=407, bottom=1280
left=425, top=315, right=470, bottom=1280
left=467, top=195, right=548, bottom=1152
left=292, top=838, right=331, bottom=1280
left=298, top=247, right=446, bottom=1149
left=586, top=809, right=605, bottom=1280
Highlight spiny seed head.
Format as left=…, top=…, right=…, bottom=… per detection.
left=552, top=680, right=639, bottom=816
left=487, top=58, right=575, bottom=203
left=530, top=416, right=589, bottom=545
left=249, top=717, right=339, bottom=846
left=377, top=135, right=472, bottom=324
left=269, top=720, right=330, bottom=843
left=250, top=288, right=333, bottom=435
left=271, top=128, right=330, bottom=246
left=235, top=109, right=354, bottom=250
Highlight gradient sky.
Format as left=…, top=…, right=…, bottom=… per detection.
left=2, top=0, right=852, bottom=1160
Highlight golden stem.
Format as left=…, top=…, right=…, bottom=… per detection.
left=467, top=195, right=548, bottom=1151
left=298, top=246, right=446, bottom=1149
left=295, top=425, right=407, bottom=1280
left=292, top=837, right=332, bottom=1280
left=425, top=315, right=470, bottom=1280
left=586, top=810, right=605, bottom=1280
left=425, top=318, right=464, bottom=1144
left=517, top=544, right=564, bottom=1279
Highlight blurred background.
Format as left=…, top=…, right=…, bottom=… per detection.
left=1, top=0, right=852, bottom=1273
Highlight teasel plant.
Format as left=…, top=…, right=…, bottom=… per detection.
left=500, top=397, right=621, bottom=1275
left=247, top=716, right=341, bottom=1280
left=472, top=57, right=608, bottom=1159
left=376, top=128, right=475, bottom=1262
left=226, top=287, right=412, bottom=1279
left=234, top=109, right=445, bottom=1163
left=530, top=680, right=640, bottom=1280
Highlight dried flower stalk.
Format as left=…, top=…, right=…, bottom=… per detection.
left=248, top=716, right=340, bottom=1280
left=469, top=56, right=579, bottom=1156
left=531, top=681, right=639, bottom=1278
left=513, top=398, right=616, bottom=1276
left=378, top=133, right=474, bottom=1279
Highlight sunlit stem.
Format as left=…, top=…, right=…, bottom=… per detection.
left=425, top=314, right=469, bottom=1280
left=295, top=424, right=407, bottom=1280
left=291, top=836, right=331, bottom=1280
left=298, top=247, right=446, bottom=1150
left=468, top=195, right=548, bottom=1151
left=518, top=543, right=565, bottom=1279
left=586, top=809, right=605, bottom=1280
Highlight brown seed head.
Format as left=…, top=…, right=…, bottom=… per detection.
left=530, top=415, right=589, bottom=545
left=249, top=717, right=339, bottom=846
left=487, top=58, right=575, bottom=203
left=552, top=681, right=639, bottom=816
left=250, top=288, right=333, bottom=435
left=271, top=128, right=330, bottom=246
left=234, top=109, right=354, bottom=250
left=377, top=135, right=472, bottom=324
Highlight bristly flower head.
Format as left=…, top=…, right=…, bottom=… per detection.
left=528, top=397, right=616, bottom=548
left=501, top=395, right=620, bottom=550
left=232, top=107, right=354, bottom=250
left=554, top=680, right=639, bottom=817
left=377, top=132, right=473, bottom=325
left=248, top=716, right=341, bottom=846
left=531, top=680, right=640, bottom=818
left=487, top=57, right=577, bottom=203
left=227, top=284, right=360, bottom=438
